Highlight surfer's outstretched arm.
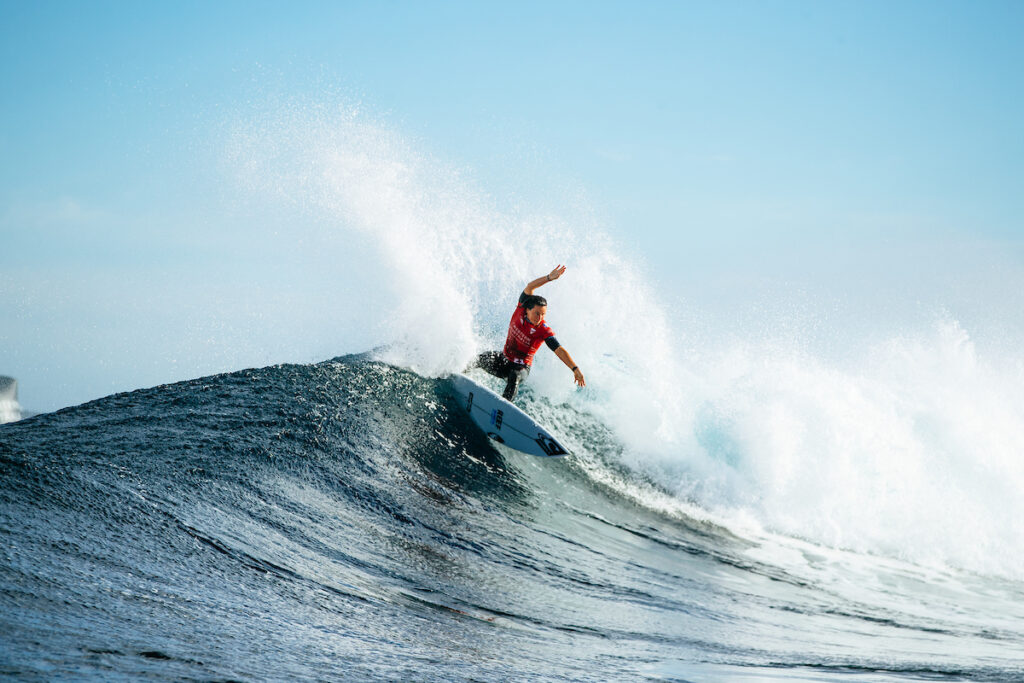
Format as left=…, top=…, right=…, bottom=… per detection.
left=524, top=264, right=566, bottom=294
left=554, top=347, right=586, bottom=387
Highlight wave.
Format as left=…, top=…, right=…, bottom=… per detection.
left=3, top=356, right=1022, bottom=680
left=223, top=102, right=1024, bottom=582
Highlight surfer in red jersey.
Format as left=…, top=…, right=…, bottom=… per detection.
left=474, top=264, right=586, bottom=401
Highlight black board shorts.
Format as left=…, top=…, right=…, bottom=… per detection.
left=474, top=351, right=531, bottom=401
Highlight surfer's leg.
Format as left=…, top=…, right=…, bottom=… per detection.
left=474, top=351, right=508, bottom=379
left=502, top=364, right=530, bottom=401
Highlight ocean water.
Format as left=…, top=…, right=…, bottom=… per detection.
left=4, top=104, right=1024, bottom=680
left=1, top=357, right=1022, bottom=681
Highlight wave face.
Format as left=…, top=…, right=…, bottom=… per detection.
left=2, top=357, right=1023, bottom=681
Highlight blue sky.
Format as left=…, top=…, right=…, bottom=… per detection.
left=2, top=1, right=1023, bottom=412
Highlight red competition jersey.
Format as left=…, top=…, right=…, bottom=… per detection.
left=502, top=298, right=556, bottom=366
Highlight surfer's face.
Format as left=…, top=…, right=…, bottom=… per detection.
left=526, top=304, right=547, bottom=325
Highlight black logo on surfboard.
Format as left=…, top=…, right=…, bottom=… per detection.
left=534, top=434, right=568, bottom=457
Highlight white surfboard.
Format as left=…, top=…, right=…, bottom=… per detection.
left=449, top=374, right=569, bottom=458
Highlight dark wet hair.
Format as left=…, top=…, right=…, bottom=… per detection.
left=523, top=294, right=547, bottom=310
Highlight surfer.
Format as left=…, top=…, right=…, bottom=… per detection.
left=474, top=264, right=586, bottom=401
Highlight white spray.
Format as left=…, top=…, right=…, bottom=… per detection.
left=225, top=102, right=1024, bottom=580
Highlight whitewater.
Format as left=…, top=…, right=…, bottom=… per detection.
left=3, top=105, right=1024, bottom=680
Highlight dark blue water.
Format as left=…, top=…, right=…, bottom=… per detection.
left=2, top=356, right=1022, bottom=681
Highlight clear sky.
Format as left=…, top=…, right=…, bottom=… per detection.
left=2, top=1, right=1023, bottom=412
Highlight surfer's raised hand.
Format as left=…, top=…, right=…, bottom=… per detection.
left=525, top=264, right=566, bottom=294
left=573, top=366, right=586, bottom=388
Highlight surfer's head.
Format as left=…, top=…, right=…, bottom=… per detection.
left=523, top=295, right=547, bottom=325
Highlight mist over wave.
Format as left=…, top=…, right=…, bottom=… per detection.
left=224, top=101, right=1024, bottom=580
